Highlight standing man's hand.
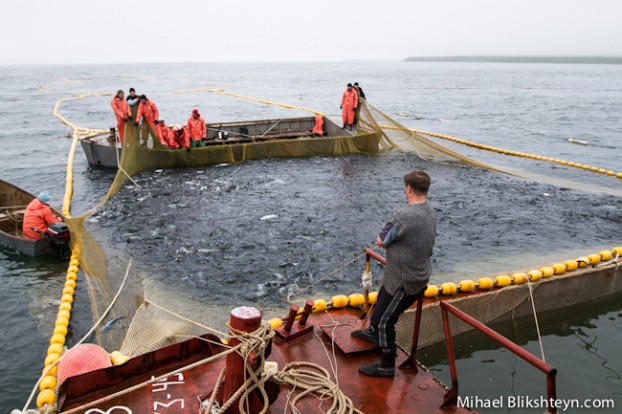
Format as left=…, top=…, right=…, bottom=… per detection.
left=376, top=235, right=385, bottom=248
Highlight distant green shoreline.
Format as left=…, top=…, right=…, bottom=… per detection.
left=405, top=56, right=622, bottom=65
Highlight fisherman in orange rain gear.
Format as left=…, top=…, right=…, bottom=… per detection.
left=172, top=125, right=190, bottom=150
left=155, top=120, right=174, bottom=148
left=340, top=83, right=358, bottom=131
left=111, top=90, right=131, bottom=144
left=312, top=115, right=324, bottom=135
left=22, top=192, right=62, bottom=240
left=187, top=109, right=207, bottom=148
left=134, top=95, right=159, bottom=146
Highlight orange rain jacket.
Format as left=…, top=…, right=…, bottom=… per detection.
left=187, top=116, right=207, bottom=141
left=136, top=100, right=159, bottom=126
left=312, top=115, right=324, bottom=135
left=156, top=123, right=173, bottom=148
left=173, top=128, right=190, bottom=149
left=111, top=96, right=131, bottom=143
left=22, top=199, right=62, bottom=240
left=341, top=88, right=359, bottom=125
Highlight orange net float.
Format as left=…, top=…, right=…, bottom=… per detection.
left=56, top=344, right=112, bottom=388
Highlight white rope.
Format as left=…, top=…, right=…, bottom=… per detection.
left=20, top=261, right=133, bottom=412
left=527, top=279, right=546, bottom=363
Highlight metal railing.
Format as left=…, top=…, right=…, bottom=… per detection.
left=440, top=300, right=558, bottom=413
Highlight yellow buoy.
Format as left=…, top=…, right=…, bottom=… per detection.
left=540, top=266, right=555, bottom=278
left=331, top=295, right=349, bottom=309
left=512, top=273, right=528, bottom=285
left=587, top=254, right=601, bottom=265
left=312, top=299, right=327, bottom=312
left=424, top=285, right=439, bottom=297
left=458, top=279, right=476, bottom=292
left=67, top=265, right=79, bottom=274
left=616, top=173, right=622, bottom=179
left=50, top=334, right=65, bottom=345
left=551, top=263, right=566, bottom=275
left=113, top=355, right=130, bottom=366
left=39, top=375, right=57, bottom=391
left=440, top=282, right=458, bottom=295
left=57, top=309, right=71, bottom=320
left=58, top=301, right=71, bottom=312
left=348, top=293, right=365, bottom=307
left=528, top=270, right=543, bottom=282
left=53, top=325, right=68, bottom=336
left=44, top=352, right=60, bottom=366
left=495, top=275, right=512, bottom=287
left=613, top=246, right=622, bottom=256
left=47, top=343, right=64, bottom=356
left=61, top=294, right=74, bottom=304
left=268, top=318, right=283, bottom=330
left=477, top=277, right=494, bottom=290
left=65, top=279, right=77, bottom=289
left=62, top=286, right=75, bottom=296
left=66, top=272, right=78, bottom=281
left=590, top=166, right=598, bottom=172
left=36, top=389, right=55, bottom=408
left=582, top=165, right=590, bottom=170
left=598, top=168, right=606, bottom=174
left=599, top=250, right=613, bottom=261
left=69, top=259, right=79, bottom=267
left=42, top=365, right=57, bottom=376
left=576, top=257, right=590, bottom=268
left=55, top=316, right=70, bottom=328
left=563, top=260, right=579, bottom=271
left=368, top=291, right=379, bottom=304
left=567, top=162, right=575, bottom=167
left=574, top=163, right=582, bottom=168
left=606, top=170, right=614, bottom=176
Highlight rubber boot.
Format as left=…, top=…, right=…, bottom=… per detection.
left=359, top=351, right=395, bottom=377
left=351, top=326, right=376, bottom=344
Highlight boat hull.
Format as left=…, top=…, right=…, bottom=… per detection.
left=81, top=117, right=382, bottom=169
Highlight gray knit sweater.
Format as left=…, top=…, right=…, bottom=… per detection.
left=382, top=201, right=436, bottom=296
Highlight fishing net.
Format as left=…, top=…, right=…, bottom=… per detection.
left=66, top=95, right=605, bottom=358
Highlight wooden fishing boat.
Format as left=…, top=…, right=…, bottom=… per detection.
left=0, top=180, right=65, bottom=257
left=80, top=116, right=382, bottom=169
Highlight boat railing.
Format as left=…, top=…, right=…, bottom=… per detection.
left=439, top=300, right=558, bottom=413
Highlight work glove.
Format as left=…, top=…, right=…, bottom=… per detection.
left=339, top=105, right=342, bottom=109
left=186, top=148, right=191, bottom=152
left=123, top=117, right=129, bottom=122
left=134, top=122, right=139, bottom=127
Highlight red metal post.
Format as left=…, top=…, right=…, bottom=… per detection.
left=400, top=295, right=424, bottom=371
left=298, top=300, right=314, bottom=326
left=364, top=247, right=386, bottom=265
left=441, top=306, right=459, bottom=407
left=440, top=301, right=558, bottom=413
left=283, top=305, right=299, bottom=332
left=221, top=306, right=262, bottom=414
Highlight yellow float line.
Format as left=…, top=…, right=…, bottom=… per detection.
left=382, top=125, right=622, bottom=179
left=268, top=246, right=622, bottom=329
left=36, top=95, right=111, bottom=408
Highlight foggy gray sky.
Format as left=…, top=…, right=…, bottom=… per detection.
left=2, top=0, right=621, bottom=64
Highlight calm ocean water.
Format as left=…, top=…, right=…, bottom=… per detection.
left=0, top=61, right=621, bottom=412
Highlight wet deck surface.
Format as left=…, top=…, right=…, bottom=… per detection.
left=59, top=308, right=475, bottom=414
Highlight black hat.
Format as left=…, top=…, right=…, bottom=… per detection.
left=347, top=83, right=353, bottom=87
left=129, top=88, right=135, bottom=92
left=354, top=82, right=359, bottom=86
left=139, top=94, right=147, bottom=100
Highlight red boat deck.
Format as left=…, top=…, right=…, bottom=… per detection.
left=58, top=307, right=475, bottom=414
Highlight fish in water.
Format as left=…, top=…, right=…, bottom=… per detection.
left=568, top=138, right=588, bottom=145
left=101, top=316, right=124, bottom=334
left=260, top=214, right=278, bottom=221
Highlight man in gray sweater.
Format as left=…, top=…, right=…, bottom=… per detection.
left=352, top=170, right=436, bottom=377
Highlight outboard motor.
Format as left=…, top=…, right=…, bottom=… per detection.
left=48, top=222, right=71, bottom=260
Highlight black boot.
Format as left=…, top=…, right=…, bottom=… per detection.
left=351, top=326, right=375, bottom=344
left=359, top=351, right=395, bottom=377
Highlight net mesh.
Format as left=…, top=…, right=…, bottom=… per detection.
left=66, top=95, right=617, bottom=359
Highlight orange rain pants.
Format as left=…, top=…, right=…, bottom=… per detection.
left=340, top=89, right=358, bottom=125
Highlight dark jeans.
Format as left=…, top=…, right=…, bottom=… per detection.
left=370, top=285, right=424, bottom=353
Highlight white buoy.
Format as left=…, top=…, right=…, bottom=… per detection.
left=568, top=138, right=588, bottom=145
